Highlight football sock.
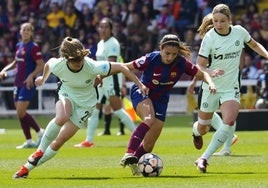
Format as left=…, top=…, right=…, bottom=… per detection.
left=19, top=115, right=32, bottom=139
left=192, top=121, right=201, bottom=136
left=127, top=122, right=149, bottom=153
left=222, top=122, right=236, bottom=152
left=103, top=114, right=112, bottom=134
left=211, top=112, right=221, bottom=130
left=37, top=146, right=57, bottom=166
left=24, top=162, right=35, bottom=171
left=86, top=108, right=100, bottom=142
left=202, top=123, right=231, bottom=160
left=25, top=113, right=41, bottom=132
left=135, top=144, right=147, bottom=159
left=114, top=108, right=135, bottom=132
left=38, top=118, right=61, bottom=152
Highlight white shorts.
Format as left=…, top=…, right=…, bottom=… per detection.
left=199, top=87, right=240, bottom=112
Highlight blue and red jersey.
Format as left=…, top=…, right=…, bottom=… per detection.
left=14, top=41, right=43, bottom=87
left=132, top=51, right=198, bottom=101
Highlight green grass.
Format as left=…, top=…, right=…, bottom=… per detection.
left=0, top=115, right=268, bottom=188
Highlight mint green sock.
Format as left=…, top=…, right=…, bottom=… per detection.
left=86, top=108, right=100, bottom=142
left=38, top=118, right=61, bottom=152
left=37, top=146, right=57, bottom=166
left=202, top=123, right=232, bottom=160
left=114, top=108, right=135, bottom=132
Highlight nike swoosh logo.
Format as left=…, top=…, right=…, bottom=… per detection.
left=156, top=112, right=163, bottom=116
left=215, top=47, right=221, bottom=50
left=153, top=73, right=161, bottom=76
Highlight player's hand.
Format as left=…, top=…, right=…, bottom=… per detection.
left=35, top=76, right=45, bottom=86
left=139, top=84, right=149, bottom=96
left=188, top=82, right=196, bottom=94
left=0, top=71, right=7, bottom=81
left=211, top=69, right=224, bottom=78
left=94, top=75, right=103, bottom=87
left=24, top=75, right=34, bottom=89
left=209, top=83, right=216, bottom=94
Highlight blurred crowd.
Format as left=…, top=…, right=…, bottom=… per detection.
left=0, top=0, right=268, bottom=81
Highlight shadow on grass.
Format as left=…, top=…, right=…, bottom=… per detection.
left=38, top=176, right=112, bottom=180
left=208, top=171, right=268, bottom=175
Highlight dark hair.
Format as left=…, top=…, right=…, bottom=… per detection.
left=159, top=34, right=191, bottom=58
left=100, top=17, right=113, bottom=30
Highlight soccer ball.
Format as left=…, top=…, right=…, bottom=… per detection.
left=137, top=153, right=163, bottom=177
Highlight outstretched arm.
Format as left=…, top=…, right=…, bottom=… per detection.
left=35, top=59, right=52, bottom=86
left=109, top=62, right=149, bottom=96
left=247, top=38, right=268, bottom=59
left=0, top=60, right=16, bottom=81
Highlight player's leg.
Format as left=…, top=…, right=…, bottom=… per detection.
left=195, top=100, right=239, bottom=173
left=120, top=98, right=154, bottom=167
left=110, top=95, right=136, bottom=132
left=74, top=106, right=100, bottom=148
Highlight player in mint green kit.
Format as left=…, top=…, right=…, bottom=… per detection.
left=74, top=17, right=135, bottom=148
left=192, top=4, right=268, bottom=173
left=13, top=37, right=148, bottom=179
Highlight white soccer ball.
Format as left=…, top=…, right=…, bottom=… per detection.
left=137, top=153, right=163, bottom=177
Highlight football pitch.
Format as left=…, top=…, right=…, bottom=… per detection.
left=0, top=115, right=267, bottom=188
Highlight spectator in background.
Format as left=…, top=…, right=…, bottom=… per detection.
left=175, top=0, right=198, bottom=40
left=126, top=12, right=148, bottom=61
left=255, top=63, right=268, bottom=109
left=153, top=4, right=175, bottom=43
left=241, top=53, right=259, bottom=80
left=0, top=22, right=44, bottom=149
left=46, top=2, right=65, bottom=30
left=63, top=3, right=77, bottom=29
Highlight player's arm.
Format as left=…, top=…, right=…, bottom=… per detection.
left=195, top=68, right=216, bottom=94
left=0, top=60, right=16, bottom=80
left=247, top=38, right=268, bottom=59
left=35, top=59, right=52, bottom=86
left=109, top=62, right=149, bottom=96
left=25, top=59, right=45, bottom=89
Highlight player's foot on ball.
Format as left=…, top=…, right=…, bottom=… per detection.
left=74, top=140, right=94, bottom=148
left=192, top=134, right=203, bottom=150
left=13, top=166, right=29, bottom=179
left=28, top=149, right=44, bottom=166
left=231, top=134, right=238, bottom=145
left=194, top=158, right=208, bottom=173
left=120, top=153, right=138, bottom=167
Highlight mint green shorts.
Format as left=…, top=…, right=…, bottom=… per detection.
left=199, top=88, right=240, bottom=112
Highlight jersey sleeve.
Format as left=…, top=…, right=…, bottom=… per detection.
left=31, top=43, right=43, bottom=61
left=185, top=59, right=198, bottom=76
left=198, top=33, right=213, bottom=58
left=85, top=57, right=111, bottom=76
left=132, top=55, right=148, bottom=70
left=238, top=25, right=251, bottom=43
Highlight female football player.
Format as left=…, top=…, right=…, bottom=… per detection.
left=192, top=4, right=268, bottom=173
left=13, top=36, right=148, bottom=178
left=119, top=34, right=216, bottom=175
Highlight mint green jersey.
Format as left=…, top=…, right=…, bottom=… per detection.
left=96, top=36, right=122, bottom=88
left=199, top=25, right=251, bottom=92
left=48, top=57, right=110, bottom=109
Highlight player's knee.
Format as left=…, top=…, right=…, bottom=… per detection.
left=223, top=120, right=235, bottom=126
left=55, top=116, right=68, bottom=126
